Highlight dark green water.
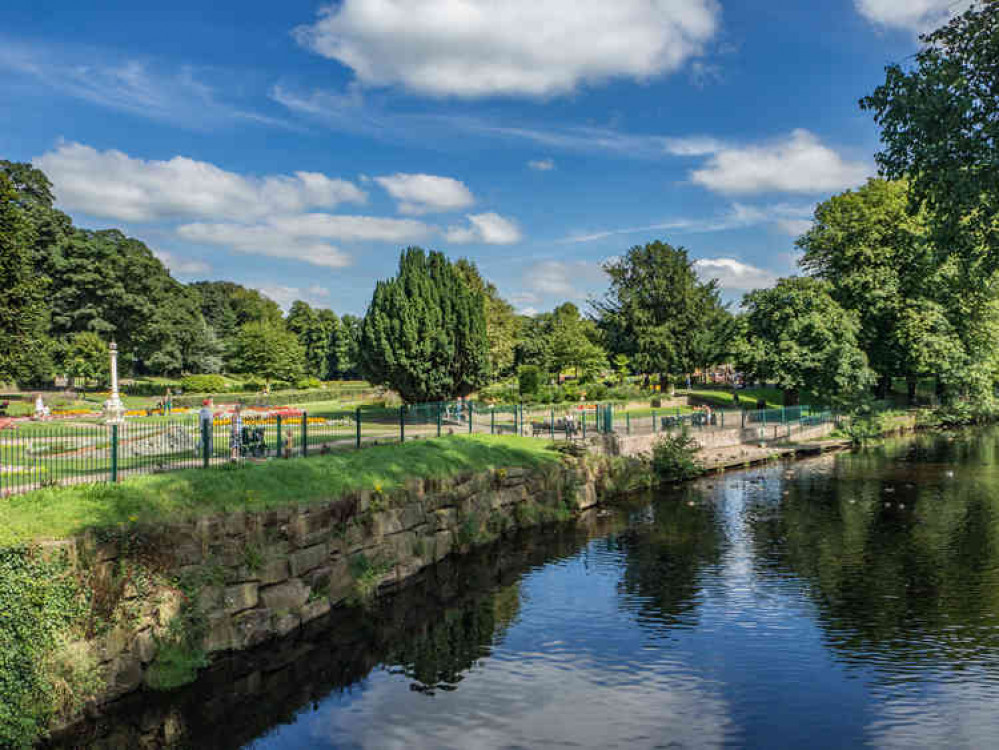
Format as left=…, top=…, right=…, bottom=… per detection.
left=58, top=429, right=999, bottom=749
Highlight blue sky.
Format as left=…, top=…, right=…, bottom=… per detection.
left=0, top=0, right=969, bottom=315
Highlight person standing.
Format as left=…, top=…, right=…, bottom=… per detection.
left=164, top=388, right=173, bottom=416
left=199, top=398, right=214, bottom=457
left=230, top=403, right=243, bottom=462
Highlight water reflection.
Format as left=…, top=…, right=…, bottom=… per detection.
left=52, top=428, right=999, bottom=749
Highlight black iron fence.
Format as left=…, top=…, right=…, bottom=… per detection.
left=0, top=401, right=841, bottom=496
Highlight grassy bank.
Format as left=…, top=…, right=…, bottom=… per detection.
left=0, top=435, right=559, bottom=546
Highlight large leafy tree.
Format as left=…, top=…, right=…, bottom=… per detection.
left=62, top=331, right=109, bottom=386
left=594, top=241, right=726, bottom=383
left=287, top=300, right=334, bottom=380
left=798, top=179, right=945, bottom=398
left=332, top=313, right=362, bottom=379
left=454, top=259, right=520, bottom=378
left=232, top=321, right=306, bottom=384
left=861, top=2, right=999, bottom=272
left=0, top=172, right=50, bottom=385
left=548, top=303, right=608, bottom=380
left=190, top=281, right=284, bottom=369
left=360, top=248, right=489, bottom=402
left=861, top=4, right=999, bottom=398
left=737, top=277, right=874, bottom=404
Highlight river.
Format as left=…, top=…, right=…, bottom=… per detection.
left=54, top=428, right=999, bottom=749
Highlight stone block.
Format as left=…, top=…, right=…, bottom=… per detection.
left=433, top=507, right=458, bottom=531
left=198, top=585, right=224, bottom=612
left=224, top=582, right=259, bottom=614
left=223, top=511, right=246, bottom=536
left=135, top=629, right=157, bottom=664
left=309, top=566, right=332, bottom=593
left=372, top=509, right=404, bottom=537
left=260, top=579, right=310, bottom=612
left=259, top=557, right=290, bottom=586
left=289, top=543, right=328, bottom=577
left=203, top=613, right=235, bottom=653
left=108, top=653, right=143, bottom=698
left=233, top=609, right=272, bottom=649
left=157, top=590, right=183, bottom=628
left=299, top=599, right=331, bottom=624
left=273, top=612, right=301, bottom=637
left=399, top=502, right=426, bottom=530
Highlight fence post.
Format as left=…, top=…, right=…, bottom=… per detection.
left=582, top=410, right=587, bottom=439
left=437, top=403, right=443, bottom=438
left=276, top=415, right=283, bottom=459
left=302, top=412, right=308, bottom=458
left=626, top=412, right=631, bottom=435
left=469, top=402, right=474, bottom=434
left=202, top=417, right=211, bottom=468
left=111, top=423, right=119, bottom=482
left=490, top=408, right=495, bottom=434
left=399, top=405, right=405, bottom=443
left=653, top=410, right=658, bottom=434
left=356, top=408, right=362, bottom=449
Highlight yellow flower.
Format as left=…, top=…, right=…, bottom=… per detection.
left=374, top=483, right=383, bottom=494
left=128, top=515, right=138, bottom=523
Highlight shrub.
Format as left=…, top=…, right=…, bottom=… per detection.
left=518, top=365, right=542, bottom=397
left=295, top=377, right=322, bottom=390
left=180, top=374, right=228, bottom=394
left=241, top=380, right=266, bottom=392
left=651, top=432, right=703, bottom=483
left=587, top=383, right=608, bottom=401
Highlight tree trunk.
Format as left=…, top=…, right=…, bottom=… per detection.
left=784, top=389, right=800, bottom=406
left=875, top=374, right=890, bottom=400
left=907, top=376, right=918, bottom=406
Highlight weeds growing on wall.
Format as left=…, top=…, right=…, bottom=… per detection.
left=0, top=547, right=96, bottom=749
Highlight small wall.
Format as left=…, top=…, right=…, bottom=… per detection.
left=604, top=421, right=837, bottom=458
left=48, top=454, right=617, bottom=724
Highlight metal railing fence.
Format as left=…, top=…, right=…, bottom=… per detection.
left=0, top=401, right=839, bottom=496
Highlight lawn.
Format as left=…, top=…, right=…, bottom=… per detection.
left=685, top=386, right=787, bottom=409
left=0, top=434, right=560, bottom=546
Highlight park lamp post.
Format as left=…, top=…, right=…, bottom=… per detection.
left=103, top=341, right=126, bottom=424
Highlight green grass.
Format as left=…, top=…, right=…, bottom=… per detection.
left=0, top=435, right=559, bottom=546
left=684, top=386, right=786, bottom=409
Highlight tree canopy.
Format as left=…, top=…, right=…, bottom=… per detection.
left=595, top=241, right=728, bottom=382
left=360, top=248, right=490, bottom=402
left=737, top=277, right=874, bottom=404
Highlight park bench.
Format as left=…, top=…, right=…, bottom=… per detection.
left=531, top=418, right=579, bottom=438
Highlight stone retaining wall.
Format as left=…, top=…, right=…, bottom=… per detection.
left=52, top=454, right=614, bottom=719
left=603, top=421, right=838, bottom=458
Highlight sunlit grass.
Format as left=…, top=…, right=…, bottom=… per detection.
left=0, top=435, right=559, bottom=545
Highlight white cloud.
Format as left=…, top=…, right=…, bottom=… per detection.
left=36, top=142, right=367, bottom=223
left=561, top=202, right=814, bottom=243
left=153, top=250, right=211, bottom=276
left=374, top=173, right=475, bottom=215
left=775, top=218, right=813, bottom=237
left=294, top=0, right=720, bottom=98
left=177, top=214, right=433, bottom=268
left=528, top=158, right=555, bottom=171
left=255, top=284, right=331, bottom=311
left=662, top=135, right=726, bottom=156
left=854, top=0, right=974, bottom=31
left=445, top=213, right=522, bottom=245
left=0, top=42, right=289, bottom=130
left=520, top=260, right=607, bottom=300
left=690, top=129, right=870, bottom=195
left=176, top=223, right=352, bottom=269
left=693, top=258, right=778, bottom=292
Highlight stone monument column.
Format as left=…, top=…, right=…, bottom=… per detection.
left=103, top=341, right=126, bottom=424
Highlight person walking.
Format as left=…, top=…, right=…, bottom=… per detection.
left=164, top=388, right=172, bottom=416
